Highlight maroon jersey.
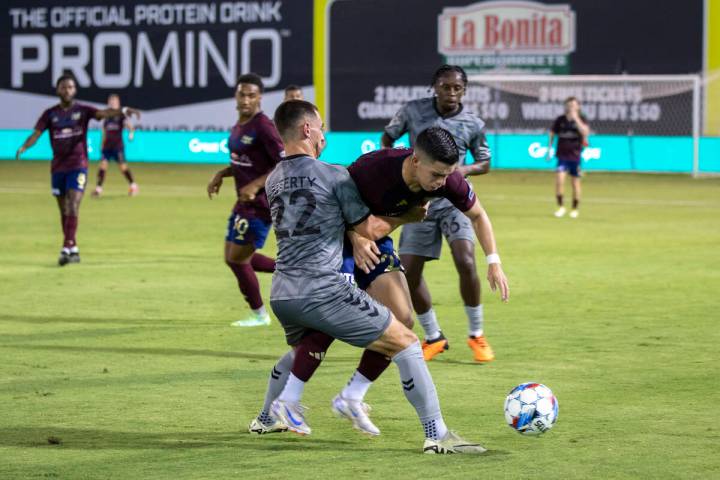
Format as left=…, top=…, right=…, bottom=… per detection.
left=34, top=103, right=99, bottom=172
left=347, top=148, right=476, bottom=217
left=228, top=112, right=284, bottom=221
left=551, top=114, right=588, bottom=162
left=102, top=114, right=125, bottom=150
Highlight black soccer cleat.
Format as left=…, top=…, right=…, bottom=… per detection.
left=58, top=251, right=71, bottom=266
left=68, top=252, right=81, bottom=264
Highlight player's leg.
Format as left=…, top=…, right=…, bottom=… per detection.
left=249, top=348, right=295, bottom=434
left=58, top=170, right=87, bottom=265
left=54, top=186, right=72, bottom=265
left=118, top=152, right=138, bottom=195
left=250, top=253, right=275, bottom=273
left=554, top=166, right=567, bottom=217
left=569, top=167, right=581, bottom=218
left=93, top=158, right=109, bottom=197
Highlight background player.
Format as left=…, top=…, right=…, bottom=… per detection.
left=283, top=85, right=304, bottom=101
left=207, top=73, right=284, bottom=327
left=546, top=96, right=590, bottom=218
left=15, top=74, right=140, bottom=266
left=92, top=94, right=138, bottom=197
left=254, top=100, right=486, bottom=454
left=382, top=65, right=495, bottom=363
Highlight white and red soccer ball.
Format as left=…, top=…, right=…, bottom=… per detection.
left=504, top=382, right=558, bottom=435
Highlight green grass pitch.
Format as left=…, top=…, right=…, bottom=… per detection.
left=1, top=160, right=718, bottom=479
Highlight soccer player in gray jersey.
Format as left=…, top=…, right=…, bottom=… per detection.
left=382, top=65, right=497, bottom=363
left=251, top=100, right=486, bottom=454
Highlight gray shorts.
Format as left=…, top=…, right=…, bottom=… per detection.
left=270, top=283, right=391, bottom=348
left=398, top=198, right=475, bottom=260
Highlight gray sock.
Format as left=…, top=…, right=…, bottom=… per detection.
left=392, top=341, right=448, bottom=439
left=259, top=349, right=295, bottom=425
left=417, top=309, right=441, bottom=341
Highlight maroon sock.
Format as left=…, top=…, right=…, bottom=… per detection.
left=64, top=215, right=78, bottom=248
left=251, top=253, right=276, bottom=273
left=97, top=169, right=106, bottom=187
left=572, top=198, right=580, bottom=209
left=123, top=169, right=134, bottom=184
left=227, top=262, right=263, bottom=310
left=556, top=194, right=564, bottom=206
left=357, top=349, right=392, bottom=381
left=292, top=331, right=335, bottom=381
left=60, top=214, right=68, bottom=248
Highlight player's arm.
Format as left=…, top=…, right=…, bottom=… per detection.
left=381, top=105, right=409, bottom=148
left=16, top=129, right=43, bottom=160
left=458, top=130, right=491, bottom=176
left=125, top=118, right=135, bottom=142
left=462, top=198, right=509, bottom=302
left=207, top=167, right=233, bottom=199
left=96, top=107, right=141, bottom=121
left=572, top=113, right=590, bottom=138
left=545, top=131, right=555, bottom=162
left=238, top=172, right=271, bottom=202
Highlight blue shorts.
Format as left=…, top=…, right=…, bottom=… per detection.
left=51, top=169, right=88, bottom=196
left=101, top=149, right=125, bottom=162
left=556, top=159, right=581, bottom=177
left=341, top=236, right=404, bottom=291
left=225, top=212, right=271, bottom=249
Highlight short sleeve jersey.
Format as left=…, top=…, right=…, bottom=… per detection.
left=34, top=103, right=99, bottom=172
left=347, top=148, right=476, bottom=217
left=266, top=154, right=370, bottom=299
left=228, top=112, right=285, bottom=221
left=551, top=114, right=589, bottom=162
left=384, top=97, right=491, bottom=165
left=102, top=115, right=125, bottom=150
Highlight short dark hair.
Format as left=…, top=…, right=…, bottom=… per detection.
left=284, top=84, right=301, bottom=93
left=56, top=73, right=76, bottom=88
left=431, top=65, right=468, bottom=87
left=415, top=127, right=459, bottom=165
left=273, top=100, right=319, bottom=138
left=235, top=73, right=264, bottom=92
left=565, top=96, right=579, bottom=104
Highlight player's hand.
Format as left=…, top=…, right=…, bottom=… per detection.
left=238, top=183, right=259, bottom=202
left=207, top=175, right=223, bottom=199
left=123, top=107, right=141, bottom=120
left=545, top=152, right=552, bottom=162
left=15, top=146, right=25, bottom=161
left=487, top=263, right=509, bottom=302
left=350, top=235, right=381, bottom=274
left=128, top=131, right=134, bottom=142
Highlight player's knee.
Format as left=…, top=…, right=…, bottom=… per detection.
left=453, top=253, right=477, bottom=278
left=397, top=311, right=414, bottom=329
left=397, top=327, right=419, bottom=349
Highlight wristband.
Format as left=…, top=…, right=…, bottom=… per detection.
left=486, top=253, right=501, bottom=265
left=121, top=107, right=129, bottom=116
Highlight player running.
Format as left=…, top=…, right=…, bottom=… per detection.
left=546, top=96, right=590, bottom=218
left=250, top=100, right=486, bottom=454
left=207, top=73, right=284, bottom=327
left=15, top=74, right=140, bottom=266
left=92, top=94, right=138, bottom=197
left=382, top=65, right=496, bottom=362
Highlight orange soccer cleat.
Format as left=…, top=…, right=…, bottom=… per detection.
left=422, top=333, right=449, bottom=361
left=467, top=335, right=495, bottom=363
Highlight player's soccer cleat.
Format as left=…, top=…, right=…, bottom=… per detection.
left=248, top=417, right=288, bottom=435
left=569, top=209, right=579, bottom=218
left=554, top=206, right=567, bottom=217
left=467, top=335, right=495, bottom=362
left=92, top=186, right=102, bottom=197
left=58, top=250, right=71, bottom=266
left=270, top=399, right=311, bottom=436
left=422, top=332, right=449, bottom=361
left=68, top=252, right=81, bottom=264
left=128, top=183, right=139, bottom=196
left=331, top=394, right=380, bottom=436
left=423, top=431, right=487, bottom=455
left=231, top=312, right=271, bottom=327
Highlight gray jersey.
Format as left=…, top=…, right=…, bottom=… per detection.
left=384, top=97, right=491, bottom=165
left=266, top=154, right=370, bottom=300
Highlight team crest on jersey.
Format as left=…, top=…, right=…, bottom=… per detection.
left=241, top=135, right=254, bottom=145
left=71, top=112, right=81, bottom=120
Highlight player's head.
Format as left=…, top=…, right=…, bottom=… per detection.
left=235, top=73, right=264, bottom=117
left=432, top=65, right=467, bottom=111
left=564, top=96, right=580, bottom=114
left=107, top=94, right=120, bottom=109
left=273, top=100, right=326, bottom=157
left=55, top=74, right=77, bottom=104
left=284, top=85, right=303, bottom=101
left=411, top=127, right=460, bottom=191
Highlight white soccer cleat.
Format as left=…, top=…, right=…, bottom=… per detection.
left=569, top=209, right=579, bottom=218
left=92, top=186, right=102, bottom=197
left=128, top=183, right=139, bottom=196
left=331, top=394, right=381, bottom=436
left=554, top=206, right=567, bottom=218
left=231, top=312, right=271, bottom=327
left=271, top=399, right=311, bottom=436
left=423, top=431, right=487, bottom=454
left=248, top=417, right=288, bottom=435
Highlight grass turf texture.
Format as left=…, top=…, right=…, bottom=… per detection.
left=1, top=160, right=719, bottom=479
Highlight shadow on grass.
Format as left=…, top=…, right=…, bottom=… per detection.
left=0, top=313, right=204, bottom=326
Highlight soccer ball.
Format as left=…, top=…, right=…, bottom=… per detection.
left=503, top=382, right=558, bottom=435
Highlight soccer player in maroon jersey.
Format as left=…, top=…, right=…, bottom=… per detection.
left=15, top=74, right=140, bottom=266
left=92, top=94, right=138, bottom=198
left=207, top=73, right=284, bottom=327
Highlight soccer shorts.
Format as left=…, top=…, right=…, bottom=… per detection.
left=340, top=236, right=404, bottom=290
left=225, top=212, right=271, bottom=249
left=556, top=159, right=581, bottom=177
left=51, top=168, right=88, bottom=196
left=398, top=198, right=475, bottom=260
left=101, top=148, right=125, bottom=162
left=271, top=275, right=391, bottom=347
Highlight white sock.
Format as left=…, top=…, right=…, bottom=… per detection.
left=466, top=304, right=484, bottom=337
left=341, top=371, right=373, bottom=401
left=61, top=247, right=71, bottom=254
left=69, top=246, right=79, bottom=254
left=278, top=373, right=305, bottom=403
left=417, top=309, right=441, bottom=341
left=253, top=305, right=267, bottom=317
